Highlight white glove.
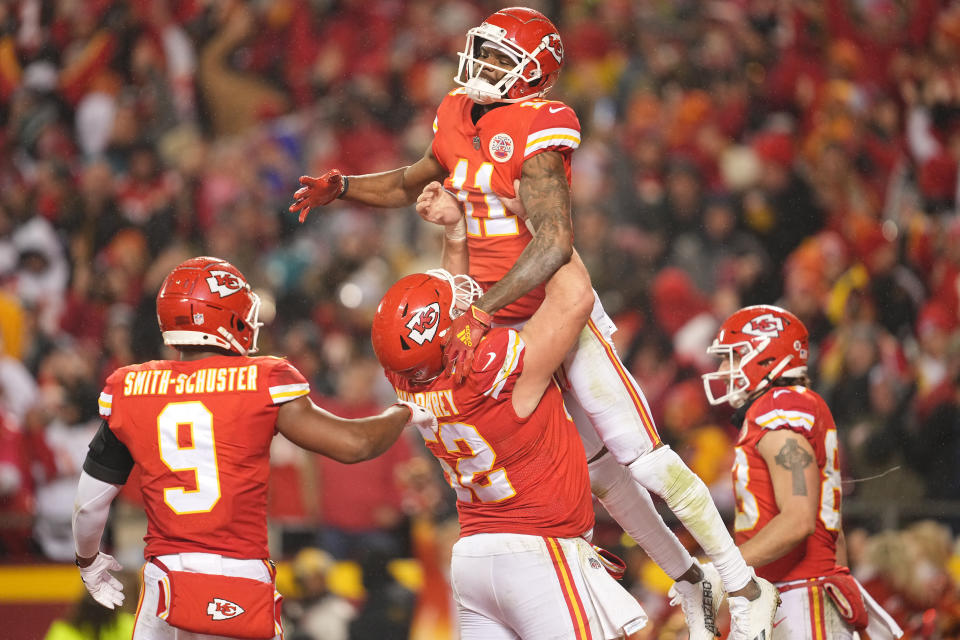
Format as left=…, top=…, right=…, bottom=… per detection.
left=395, top=401, right=437, bottom=431
left=77, top=552, right=124, bottom=609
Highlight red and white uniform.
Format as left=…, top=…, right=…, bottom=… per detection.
left=432, top=90, right=660, bottom=465
left=390, top=328, right=646, bottom=639
left=734, top=386, right=855, bottom=640
left=389, top=328, right=592, bottom=538
left=99, top=354, right=309, bottom=560
left=99, top=354, right=309, bottom=640
left=432, top=90, right=580, bottom=323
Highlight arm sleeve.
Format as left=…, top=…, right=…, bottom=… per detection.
left=73, top=470, right=121, bottom=558
left=83, top=420, right=134, bottom=485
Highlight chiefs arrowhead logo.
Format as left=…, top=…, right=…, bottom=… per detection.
left=207, top=597, right=244, bottom=620
left=206, top=270, right=246, bottom=298
left=741, top=313, right=783, bottom=338
left=541, top=33, right=563, bottom=64
left=405, top=303, right=441, bottom=345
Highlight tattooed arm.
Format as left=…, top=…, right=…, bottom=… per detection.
left=738, top=429, right=821, bottom=568
left=471, top=151, right=576, bottom=316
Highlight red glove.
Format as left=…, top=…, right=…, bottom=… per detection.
left=289, top=170, right=347, bottom=222
left=444, top=305, right=493, bottom=383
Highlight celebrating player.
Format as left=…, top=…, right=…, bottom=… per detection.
left=371, top=253, right=648, bottom=639
left=71, top=256, right=434, bottom=640
left=703, top=305, right=904, bottom=639
left=291, top=7, right=779, bottom=638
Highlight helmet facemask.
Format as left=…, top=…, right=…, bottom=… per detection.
left=425, top=269, right=482, bottom=316
left=456, top=24, right=542, bottom=104
left=703, top=340, right=755, bottom=408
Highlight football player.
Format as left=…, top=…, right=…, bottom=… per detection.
left=71, top=256, right=435, bottom=640
left=290, top=8, right=778, bottom=638
left=372, top=253, right=648, bottom=639
left=703, top=305, right=904, bottom=640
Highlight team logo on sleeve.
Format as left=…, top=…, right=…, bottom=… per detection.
left=406, top=303, right=441, bottom=345
left=489, top=133, right=514, bottom=162
left=206, top=271, right=246, bottom=298
left=741, top=313, right=784, bottom=338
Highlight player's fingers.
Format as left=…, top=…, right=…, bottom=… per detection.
left=298, top=175, right=319, bottom=187
left=94, top=591, right=117, bottom=610
left=293, top=186, right=310, bottom=200
left=298, top=206, right=311, bottom=223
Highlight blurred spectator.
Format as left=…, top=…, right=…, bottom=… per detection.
left=348, top=542, right=416, bottom=640
left=43, top=571, right=137, bottom=640
left=285, top=547, right=356, bottom=640
left=313, top=358, right=415, bottom=560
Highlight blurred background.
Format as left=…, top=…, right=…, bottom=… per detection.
left=1, top=0, right=960, bottom=638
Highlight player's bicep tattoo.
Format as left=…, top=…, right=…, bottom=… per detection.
left=774, top=437, right=814, bottom=496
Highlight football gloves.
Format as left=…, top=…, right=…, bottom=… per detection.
left=77, top=552, right=124, bottom=609
left=444, top=305, right=493, bottom=384
left=395, top=401, right=438, bottom=432
left=289, top=170, right=347, bottom=222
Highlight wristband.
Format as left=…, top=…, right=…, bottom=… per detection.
left=470, top=305, right=493, bottom=327
left=337, top=175, right=350, bottom=199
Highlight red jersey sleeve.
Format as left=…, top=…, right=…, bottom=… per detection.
left=523, top=100, right=581, bottom=163
left=467, top=328, right=526, bottom=400
left=263, top=357, right=310, bottom=405
left=98, top=367, right=126, bottom=420
left=748, top=386, right=819, bottom=438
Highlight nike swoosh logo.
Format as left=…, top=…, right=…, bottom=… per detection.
left=773, top=616, right=786, bottom=627
left=548, top=106, right=564, bottom=113
left=773, top=389, right=790, bottom=398
left=483, top=352, right=497, bottom=370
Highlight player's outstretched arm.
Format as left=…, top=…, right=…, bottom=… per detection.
left=511, top=249, right=593, bottom=418
left=290, top=146, right=446, bottom=222
left=276, top=397, right=436, bottom=463
left=737, top=429, right=821, bottom=567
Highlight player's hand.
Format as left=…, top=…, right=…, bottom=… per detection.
left=395, top=401, right=437, bottom=432
left=289, top=170, right=346, bottom=223
left=444, top=305, right=493, bottom=384
left=415, top=181, right=463, bottom=226
left=498, top=179, right=526, bottom=218
left=77, top=552, right=124, bottom=609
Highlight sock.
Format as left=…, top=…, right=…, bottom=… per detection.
left=627, top=445, right=752, bottom=592
left=589, top=452, right=692, bottom=580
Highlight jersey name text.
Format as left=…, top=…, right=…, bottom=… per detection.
left=123, top=365, right=260, bottom=396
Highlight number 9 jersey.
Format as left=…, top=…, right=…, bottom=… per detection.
left=431, top=90, right=581, bottom=322
left=97, top=354, right=310, bottom=559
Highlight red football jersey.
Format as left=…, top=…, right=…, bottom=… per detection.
left=98, top=354, right=310, bottom=559
left=431, top=90, right=581, bottom=322
left=388, top=328, right=593, bottom=539
left=733, top=386, right=845, bottom=583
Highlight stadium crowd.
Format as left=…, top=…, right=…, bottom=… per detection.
left=2, top=0, right=960, bottom=637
